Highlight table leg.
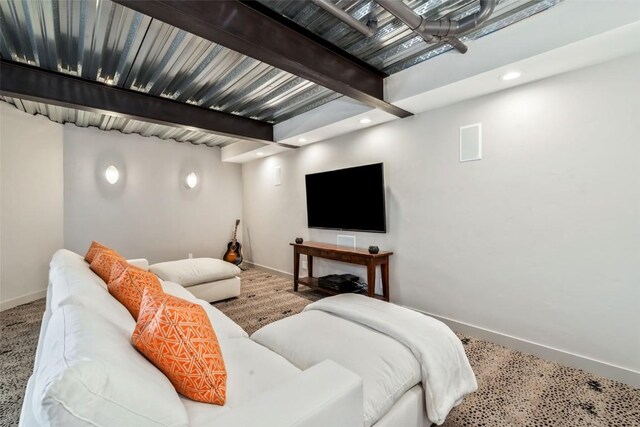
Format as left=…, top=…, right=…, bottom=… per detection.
left=307, top=255, right=313, bottom=278
left=366, top=261, right=375, bottom=298
left=381, top=260, right=390, bottom=302
left=293, top=250, right=300, bottom=292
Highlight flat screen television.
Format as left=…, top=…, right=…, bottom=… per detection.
left=305, top=163, right=386, bottom=233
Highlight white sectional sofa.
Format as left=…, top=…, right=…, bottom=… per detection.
left=20, top=250, right=363, bottom=427
left=22, top=249, right=475, bottom=426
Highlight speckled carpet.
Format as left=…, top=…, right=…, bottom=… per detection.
left=1, top=268, right=639, bottom=426
left=0, top=297, right=45, bottom=426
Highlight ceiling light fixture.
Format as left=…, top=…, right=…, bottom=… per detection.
left=256, top=152, right=264, bottom=156
left=359, top=118, right=372, bottom=124
left=186, top=172, right=198, bottom=189
left=105, top=165, right=119, bottom=184
left=499, top=71, right=521, bottom=81
left=298, top=138, right=307, bottom=143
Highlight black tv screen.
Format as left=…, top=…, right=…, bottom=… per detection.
left=305, top=163, right=386, bottom=233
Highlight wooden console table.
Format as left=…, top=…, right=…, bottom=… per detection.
left=291, top=241, right=393, bottom=301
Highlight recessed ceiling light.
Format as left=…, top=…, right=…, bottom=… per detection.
left=256, top=152, right=264, bottom=156
left=359, top=118, right=372, bottom=124
left=500, top=71, right=521, bottom=81
left=298, top=138, right=307, bottom=143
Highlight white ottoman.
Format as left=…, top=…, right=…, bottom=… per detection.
left=149, top=258, right=241, bottom=302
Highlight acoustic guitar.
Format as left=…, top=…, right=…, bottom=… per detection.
left=223, top=219, right=243, bottom=266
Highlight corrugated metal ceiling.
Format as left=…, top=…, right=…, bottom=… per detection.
left=0, top=0, right=561, bottom=147
left=1, top=96, right=240, bottom=147
left=257, top=0, right=561, bottom=73
left=0, top=0, right=340, bottom=126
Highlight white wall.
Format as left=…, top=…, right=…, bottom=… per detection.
left=63, top=126, right=243, bottom=264
left=0, top=103, right=64, bottom=310
left=0, top=105, right=243, bottom=309
left=242, top=54, right=640, bottom=379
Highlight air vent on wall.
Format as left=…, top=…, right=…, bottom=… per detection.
left=460, top=123, right=482, bottom=162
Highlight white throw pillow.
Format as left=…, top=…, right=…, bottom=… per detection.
left=33, top=305, right=189, bottom=427
left=48, top=249, right=134, bottom=331
left=150, top=258, right=241, bottom=287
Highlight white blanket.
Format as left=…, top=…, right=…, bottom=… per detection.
left=304, top=294, right=477, bottom=425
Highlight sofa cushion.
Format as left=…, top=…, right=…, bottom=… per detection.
left=33, top=305, right=189, bottom=427
left=84, top=240, right=111, bottom=263
left=150, top=258, right=241, bottom=287
left=51, top=249, right=105, bottom=290
left=161, top=281, right=248, bottom=339
left=49, top=249, right=135, bottom=332
left=132, top=290, right=227, bottom=405
left=108, top=265, right=163, bottom=319
left=90, top=249, right=127, bottom=283
left=180, top=337, right=302, bottom=424
left=252, top=310, right=422, bottom=427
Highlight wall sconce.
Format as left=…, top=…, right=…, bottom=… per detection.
left=105, top=165, right=119, bottom=184
left=186, top=172, right=198, bottom=189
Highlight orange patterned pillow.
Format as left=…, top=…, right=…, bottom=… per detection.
left=109, top=258, right=130, bottom=283
left=84, top=241, right=111, bottom=263
left=132, top=290, right=227, bottom=405
left=108, top=265, right=163, bottom=319
left=90, top=250, right=127, bottom=283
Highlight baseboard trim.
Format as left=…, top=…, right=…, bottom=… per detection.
left=406, top=306, right=640, bottom=388
left=243, top=261, right=640, bottom=388
left=244, top=261, right=293, bottom=278
left=0, top=289, right=46, bottom=312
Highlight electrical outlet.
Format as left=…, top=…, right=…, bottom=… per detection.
left=188, top=253, right=193, bottom=259
left=302, top=260, right=308, bottom=270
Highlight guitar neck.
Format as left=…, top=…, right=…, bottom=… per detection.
left=231, top=221, right=239, bottom=244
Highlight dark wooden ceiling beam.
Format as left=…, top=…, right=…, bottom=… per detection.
left=112, top=0, right=413, bottom=119
left=0, top=60, right=275, bottom=143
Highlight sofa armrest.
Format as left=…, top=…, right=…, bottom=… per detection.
left=214, top=360, right=363, bottom=427
left=127, top=258, right=148, bottom=271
